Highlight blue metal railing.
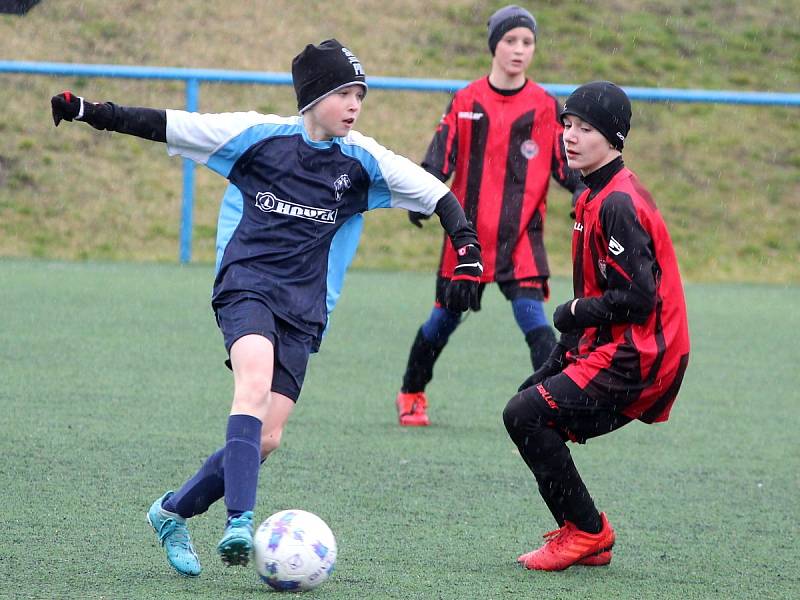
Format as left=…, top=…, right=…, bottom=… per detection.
left=3, top=60, right=799, bottom=262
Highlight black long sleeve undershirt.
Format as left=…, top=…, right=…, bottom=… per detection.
left=434, top=191, right=479, bottom=250
left=83, top=102, right=167, bottom=142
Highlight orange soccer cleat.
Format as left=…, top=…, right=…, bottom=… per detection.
left=517, top=513, right=615, bottom=571
left=395, top=391, right=430, bottom=426
left=576, top=550, right=613, bottom=566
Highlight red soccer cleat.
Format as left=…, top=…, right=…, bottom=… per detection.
left=395, top=391, right=430, bottom=426
left=517, top=513, right=615, bottom=571
left=577, top=550, right=612, bottom=566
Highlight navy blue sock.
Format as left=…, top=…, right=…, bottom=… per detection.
left=162, top=448, right=225, bottom=518
left=223, top=414, right=262, bottom=521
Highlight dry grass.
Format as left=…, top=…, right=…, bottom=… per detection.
left=1, top=0, right=798, bottom=281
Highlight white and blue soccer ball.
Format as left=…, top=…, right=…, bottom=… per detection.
left=253, top=509, right=337, bottom=592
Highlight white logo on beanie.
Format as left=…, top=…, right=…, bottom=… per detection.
left=341, top=47, right=365, bottom=76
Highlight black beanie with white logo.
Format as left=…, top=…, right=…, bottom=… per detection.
left=292, top=39, right=368, bottom=114
left=560, top=81, right=631, bottom=150
left=487, top=5, right=537, bottom=55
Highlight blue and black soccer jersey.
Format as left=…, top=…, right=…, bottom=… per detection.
left=165, top=111, right=450, bottom=346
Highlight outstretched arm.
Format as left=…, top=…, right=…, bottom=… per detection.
left=433, top=191, right=476, bottom=249
left=433, top=191, right=483, bottom=312
left=51, top=91, right=166, bottom=142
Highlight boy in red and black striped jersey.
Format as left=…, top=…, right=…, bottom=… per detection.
left=396, top=5, right=584, bottom=426
left=504, top=81, right=690, bottom=571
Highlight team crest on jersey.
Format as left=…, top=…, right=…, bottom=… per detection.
left=255, top=191, right=337, bottom=224
left=333, top=174, right=352, bottom=202
left=520, top=139, right=539, bottom=159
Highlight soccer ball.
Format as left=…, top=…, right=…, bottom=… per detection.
left=253, top=509, right=337, bottom=592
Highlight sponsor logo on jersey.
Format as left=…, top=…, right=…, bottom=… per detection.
left=457, top=111, right=484, bottom=120
left=520, top=139, right=539, bottom=159
left=333, top=174, right=351, bottom=202
left=536, top=384, right=559, bottom=410
left=255, top=191, right=337, bottom=224
left=608, top=236, right=625, bottom=255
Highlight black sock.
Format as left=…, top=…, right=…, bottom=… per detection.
left=504, top=395, right=601, bottom=532
left=525, top=326, right=556, bottom=370
left=401, top=327, right=447, bottom=393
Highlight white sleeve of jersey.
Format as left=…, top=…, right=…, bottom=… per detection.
left=345, top=130, right=449, bottom=215
left=165, top=110, right=297, bottom=165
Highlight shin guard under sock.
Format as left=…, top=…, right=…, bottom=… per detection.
left=223, top=414, right=262, bottom=520
left=401, top=327, right=448, bottom=393
left=163, top=447, right=225, bottom=518
left=525, top=325, right=557, bottom=370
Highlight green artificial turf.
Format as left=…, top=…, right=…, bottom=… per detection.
left=0, top=259, right=798, bottom=599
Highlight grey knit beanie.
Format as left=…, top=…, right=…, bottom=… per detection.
left=487, top=5, right=537, bottom=54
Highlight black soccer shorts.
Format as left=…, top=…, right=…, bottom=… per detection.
left=515, top=372, right=632, bottom=443
left=214, top=295, right=314, bottom=402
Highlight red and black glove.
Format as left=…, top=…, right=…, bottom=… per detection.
left=51, top=91, right=112, bottom=129
left=444, top=243, right=483, bottom=312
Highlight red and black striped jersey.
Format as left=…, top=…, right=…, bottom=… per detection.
left=422, top=77, right=581, bottom=283
left=563, top=159, right=690, bottom=423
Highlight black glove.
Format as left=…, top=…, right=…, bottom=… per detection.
left=51, top=91, right=81, bottom=126
left=553, top=299, right=579, bottom=333
left=518, top=341, right=570, bottom=392
left=51, top=91, right=113, bottom=129
left=408, top=211, right=431, bottom=228
left=443, top=243, right=483, bottom=312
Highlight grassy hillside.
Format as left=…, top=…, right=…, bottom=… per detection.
left=1, top=0, right=798, bottom=283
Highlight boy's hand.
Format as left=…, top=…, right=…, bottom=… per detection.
left=51, top=91, right=112, bottom=129
left=51, top=91, right=82, bottom=126
left=518, top=342, right=569, bottom=392
left=444, top=244, right=483, bottom=312
left=553, top=299, right=581, bottom=332
left=407, top=210, right=431, bottom=228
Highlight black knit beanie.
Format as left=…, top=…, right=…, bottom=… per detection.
left=560, top=81, right=631, bottom=150
left=487, top=5, right=537, bottom=55
left=292, top=39, right=368, bottom=113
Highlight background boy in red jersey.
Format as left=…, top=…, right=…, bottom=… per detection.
left=396, top=5, right=583, bottom=426
left=503, top=81, right=690, bottom=571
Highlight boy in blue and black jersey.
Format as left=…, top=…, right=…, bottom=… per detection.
left=51, top=39, right=483, bottom=578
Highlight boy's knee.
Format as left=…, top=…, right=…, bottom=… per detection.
left=503, top=388, right=554, bottom=441
left=503, top=392, right=537, bottom=440
left=421, top=306, right=461, bottom=345
left=235, top=377, right=271, bottom=409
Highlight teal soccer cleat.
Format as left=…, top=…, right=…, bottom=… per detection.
left=217, top=511, right=255, bottom=566
left=146, top=492, right=202, bottom=577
